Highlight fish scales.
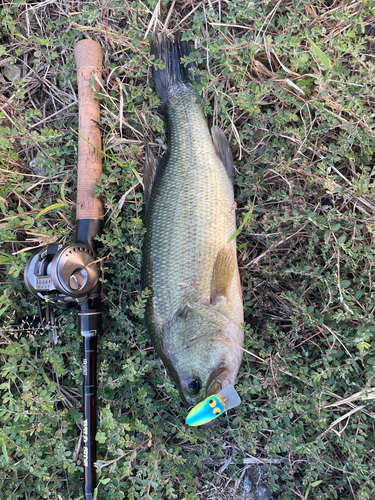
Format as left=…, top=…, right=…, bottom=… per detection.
left=146, top=93, right=237, bottom=318
left=142, top=33, right=244, bottom=406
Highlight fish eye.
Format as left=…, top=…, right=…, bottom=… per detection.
left=209, top=399, right=216, bottom=407
left=213, top=407, right=221, bottom=415
left=185, top=378, right=201, bottom=395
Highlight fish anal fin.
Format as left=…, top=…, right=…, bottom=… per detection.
left=144, top=144, right=159, bottom=211
left=211, top=246, right=236, bottom=306
left=211, top=126, right=234, bottom=182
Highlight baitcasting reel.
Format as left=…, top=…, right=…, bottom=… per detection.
left=25, top=242, right=100, bottom=343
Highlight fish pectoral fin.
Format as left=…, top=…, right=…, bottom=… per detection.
left=144, top=144, right=159, bottom=211
left=211, top=126, right=234, bottom=183
left=211, top=246, right=236, bottom=306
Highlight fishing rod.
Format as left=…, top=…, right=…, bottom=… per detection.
left=24, top=39, right=104, bottom=500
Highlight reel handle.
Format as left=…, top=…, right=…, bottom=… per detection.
left=74, top=39, right=104, bottom=221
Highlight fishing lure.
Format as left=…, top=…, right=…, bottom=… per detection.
left=186, top=385, right=241, bottom=426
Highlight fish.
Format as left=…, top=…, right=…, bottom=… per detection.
left=141, top=32, right=244, bottom=408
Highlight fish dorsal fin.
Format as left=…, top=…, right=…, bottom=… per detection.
left=211, top=246, right=236, bottom=307
left=211, top=126, right=234, bottom=183
left=144, top=144, right=158, bottom=211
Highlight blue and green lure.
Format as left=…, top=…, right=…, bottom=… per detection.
left=186, top=385, right=241, bottom=426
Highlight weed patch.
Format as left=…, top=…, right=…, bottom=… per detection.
left=1, top=1, right=375, bottom=499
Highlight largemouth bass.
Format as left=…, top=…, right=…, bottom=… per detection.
left=142, top=33, right=244, bottom=407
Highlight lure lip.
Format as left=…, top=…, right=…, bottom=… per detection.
left=217, top=383, right=241, bottom=411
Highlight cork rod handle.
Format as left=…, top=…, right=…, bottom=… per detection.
left=74, top=39, right=104, bottom=220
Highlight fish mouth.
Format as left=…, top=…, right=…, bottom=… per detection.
left=206, top=369, right=235, bottom=398
left=181, top=370, right=234, bottom=407
left=195, top=370, right=236, bottom=429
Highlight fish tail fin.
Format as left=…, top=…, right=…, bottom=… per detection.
left=150, top=32, right=198, bottom=103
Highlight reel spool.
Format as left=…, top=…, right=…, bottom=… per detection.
left=25, top=242, right=100, bottom=342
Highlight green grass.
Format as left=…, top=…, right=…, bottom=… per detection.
left=1, top=1, right=375, bottom=499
